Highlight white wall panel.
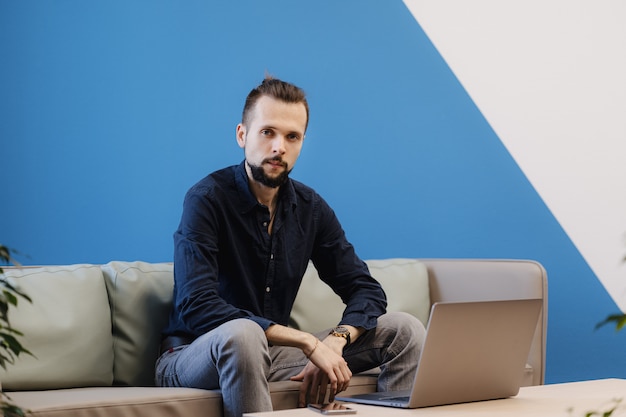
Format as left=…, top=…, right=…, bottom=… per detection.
left=404, top=0, right=626, bottom=309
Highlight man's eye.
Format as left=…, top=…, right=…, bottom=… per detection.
left=287, top=134, right=300, bottom=141
left=261, top=129, right=273, bottom=136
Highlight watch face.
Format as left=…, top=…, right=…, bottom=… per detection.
left=330, top=326, right=351, bottom=346
left=334, top=326, right=349, bottom=335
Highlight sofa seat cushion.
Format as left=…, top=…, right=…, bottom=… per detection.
left=0, top=265, right=114, bottom=390
left=290, top=259, right=430, bottom=333
left=9, top=376, right=377, bottom=417
left=10, top=387, right=223, bottom=417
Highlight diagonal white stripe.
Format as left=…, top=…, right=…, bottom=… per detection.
left=404, top=0, right=626, bottom=310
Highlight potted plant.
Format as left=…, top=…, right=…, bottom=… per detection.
left=0, top=244, right=32, bottom=416
left=597, top=251, right=626, bottom=332
left=581, top=252, right=626, bottom=416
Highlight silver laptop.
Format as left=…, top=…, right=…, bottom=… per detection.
left=336, top=298, right=542, bottom=408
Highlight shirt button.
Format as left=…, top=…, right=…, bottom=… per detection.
left=266, top=286, right=271, bottom=293
left=262, top=221, right=268, bottom=227
left=270, top=253, right=274, bottom=260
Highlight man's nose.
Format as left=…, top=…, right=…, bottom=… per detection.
left=272, top=136, right=286, bottom=154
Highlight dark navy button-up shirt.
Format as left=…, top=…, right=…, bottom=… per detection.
left=163, top=162, right=387, bottom=339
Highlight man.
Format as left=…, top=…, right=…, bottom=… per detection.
left=156, top=76, right=425, bottom=417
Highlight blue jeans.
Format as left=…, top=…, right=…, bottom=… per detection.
left=155, top=312, right=425, bottom=417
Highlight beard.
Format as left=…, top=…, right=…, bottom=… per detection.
left=247, top=158, right=291, bottom=188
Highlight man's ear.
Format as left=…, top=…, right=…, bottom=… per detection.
left=236, top=124, right=246, bottom=149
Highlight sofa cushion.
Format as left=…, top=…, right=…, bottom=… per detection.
left=289, top=259, right=430, bottom=333
left=8, top=377, right=379, bottom=417
left=9, top=386, right=224, bottom=417
left=102, top=261, right=174, bottom=387
left=0, top=265, right=114, bottom=390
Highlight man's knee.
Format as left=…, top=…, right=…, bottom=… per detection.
left=209, top=319, right=269, bottom=358
left=379, top=310, right=424, bottom=327
left=378, top=311, right=426, bottom=347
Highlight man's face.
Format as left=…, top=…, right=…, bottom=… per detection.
left=236, top=95, right=307, bottom=188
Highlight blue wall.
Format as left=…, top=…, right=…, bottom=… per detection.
left=2, top=1, right=625, bottom=383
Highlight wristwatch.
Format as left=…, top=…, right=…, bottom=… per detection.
left=329, top=326, right=351, bottom=346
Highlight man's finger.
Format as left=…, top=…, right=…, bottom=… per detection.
left=318, top=373, right=330, bottom=404
left=298, top=374, right=312, bottom=407
left=290, top=370, right=305, bottom=382
left=339, top=362, right=352, bottom=393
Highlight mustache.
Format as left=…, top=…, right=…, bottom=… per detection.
left=263, top=156, right=287, bottom=167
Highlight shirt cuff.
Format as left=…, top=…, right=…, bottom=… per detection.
left=339, top=313, right=379, bottom=331
left=248, top=316, right=275, bottom=331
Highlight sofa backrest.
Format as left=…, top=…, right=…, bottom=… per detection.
left=101, top=261, right=174, bottom=387
left=0, top=264, right=115, bottom=390
left=0, top=258, right=547, bottom=390
left=0, top=262, right=175, bottom=390
left=290, top=258, right=431, bottom=333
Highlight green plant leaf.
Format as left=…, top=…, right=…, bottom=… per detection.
left=0, top=245, right=31, bottom=416
left=0, top=245, right=10, bottom=264
left=0, top=327, right=25, bottom=336
left=0, top=332, right=33, bottom=358
left=596, top=314, right=626, bottom=332
left=1, top=391, right=30, bottom=417
left=0, top=280, right=32, bottom=304
left=0, top=352, right=13, bottom=369
left=1, top=291, right=18, bottom=308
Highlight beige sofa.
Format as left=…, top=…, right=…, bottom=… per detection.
left=0, top=258, right=547, bottom=417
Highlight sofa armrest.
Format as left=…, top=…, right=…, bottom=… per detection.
left=421, top=259, right=548, bottom=386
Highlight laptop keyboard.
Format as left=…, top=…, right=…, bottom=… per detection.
left=381, top=396, right=410, bottom=402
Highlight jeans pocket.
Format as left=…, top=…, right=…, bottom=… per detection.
left=155, top=346, right=187, bottom=387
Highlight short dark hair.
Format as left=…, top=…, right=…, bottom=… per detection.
left=242, top=76, right=309, bottom=131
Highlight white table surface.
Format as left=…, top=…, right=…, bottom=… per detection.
left=244, top=378, right=626, bottom=417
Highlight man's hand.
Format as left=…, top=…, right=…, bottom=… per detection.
left=265, top=323, right=363, bottom=407
left=290, top=336, right=352, bottom=407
